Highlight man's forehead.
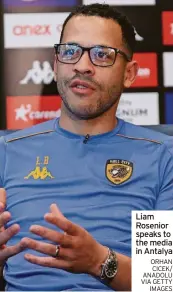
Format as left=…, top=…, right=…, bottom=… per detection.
left=61, top=15, right=123, bottom=47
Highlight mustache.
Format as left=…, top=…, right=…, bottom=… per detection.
left=63, top=74, right=102, bottom=90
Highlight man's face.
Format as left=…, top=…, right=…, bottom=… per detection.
left=55, top=15, right=134, bottom=120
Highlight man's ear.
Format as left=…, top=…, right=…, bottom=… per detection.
left=54, top=55, right=58, bottom=82
left=123, top=60, right=139, bottom=88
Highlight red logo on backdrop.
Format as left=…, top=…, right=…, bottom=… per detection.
left=12, top=25, right=62, bottom=36
left=13, top=25, right=51, bottom=36
left=162, top=11, right=173, bottom=45
left=7, top=96, right=61, bottom=129
left=131, top=53, right=158, bottom=87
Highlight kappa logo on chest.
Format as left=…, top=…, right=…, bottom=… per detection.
left=24, top=156, right=54, bottom=180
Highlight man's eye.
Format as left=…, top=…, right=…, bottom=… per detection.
left=64, top=49, right=75, bottom=56
left=62, top=47, right=80, bottom=59
left=97, top=51, right=107, bottom=59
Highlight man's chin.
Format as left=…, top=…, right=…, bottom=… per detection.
left=67, top=107, right=107, bottom=120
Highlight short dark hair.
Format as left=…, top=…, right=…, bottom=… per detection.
left=59, top=3, right=136, bottom=57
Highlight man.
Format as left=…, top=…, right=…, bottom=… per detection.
left=0, top=3, right=173, bottom=291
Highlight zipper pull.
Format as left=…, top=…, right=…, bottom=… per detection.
left=83, top=134, right=90, bottom=144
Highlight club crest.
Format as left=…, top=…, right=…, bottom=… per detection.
left=106, top=159, right=133, bottom=185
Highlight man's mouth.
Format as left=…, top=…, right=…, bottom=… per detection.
left=69, top=79, right=95, bottom=95
left=75, top=85, right=88, bottom=89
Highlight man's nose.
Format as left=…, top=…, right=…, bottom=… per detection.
left=72, top=51, right=95, bottom=76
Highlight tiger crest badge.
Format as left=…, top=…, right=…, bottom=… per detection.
left=106, top=159, right=133, bottom=185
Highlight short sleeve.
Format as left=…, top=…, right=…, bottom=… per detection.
left=0, top=136, right=6, bottom=187
left=155, top=138, right=173, bottom=210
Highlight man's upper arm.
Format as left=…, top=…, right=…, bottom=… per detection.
left=155, top=139, right=173, bottom=210
left=0, top=137, right=6, bottom=188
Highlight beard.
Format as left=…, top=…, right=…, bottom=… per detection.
left=56, top=73, right=124, bottom=120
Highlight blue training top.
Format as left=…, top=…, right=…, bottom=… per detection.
left=0, top=118, right=173, bottom=291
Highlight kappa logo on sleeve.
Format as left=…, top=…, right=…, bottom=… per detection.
left=24, top=156, right=54, bottom=180
left=105, top=159, right=133, bottom=185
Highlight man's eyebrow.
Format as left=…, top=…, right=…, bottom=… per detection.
left=63, top=42, right=80, bottom=45
left=94, top=43, right=113, bottom=47
left=62, top=42, right=114, bottom=48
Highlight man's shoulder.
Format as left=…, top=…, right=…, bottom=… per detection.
left=120, top=120, right=173, bottom=144
left=3, top=119, right=56, bottom=144
left=119, top=120, right=173, bottom=156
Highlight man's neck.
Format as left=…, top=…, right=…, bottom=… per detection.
left=59, top=111, right=118, bottom=136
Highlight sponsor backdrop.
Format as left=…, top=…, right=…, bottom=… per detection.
left=1, top=0, right=173, bottom=129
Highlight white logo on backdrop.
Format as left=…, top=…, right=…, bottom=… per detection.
left=134, top=28, right=144, bottom=41
left=20, top=61, right=54, bottom=85
left=15, top=104, right=31, bottom=122
left=15, top=104, right=61, bottom=122
left=137, top=68, right=150, bottom=78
